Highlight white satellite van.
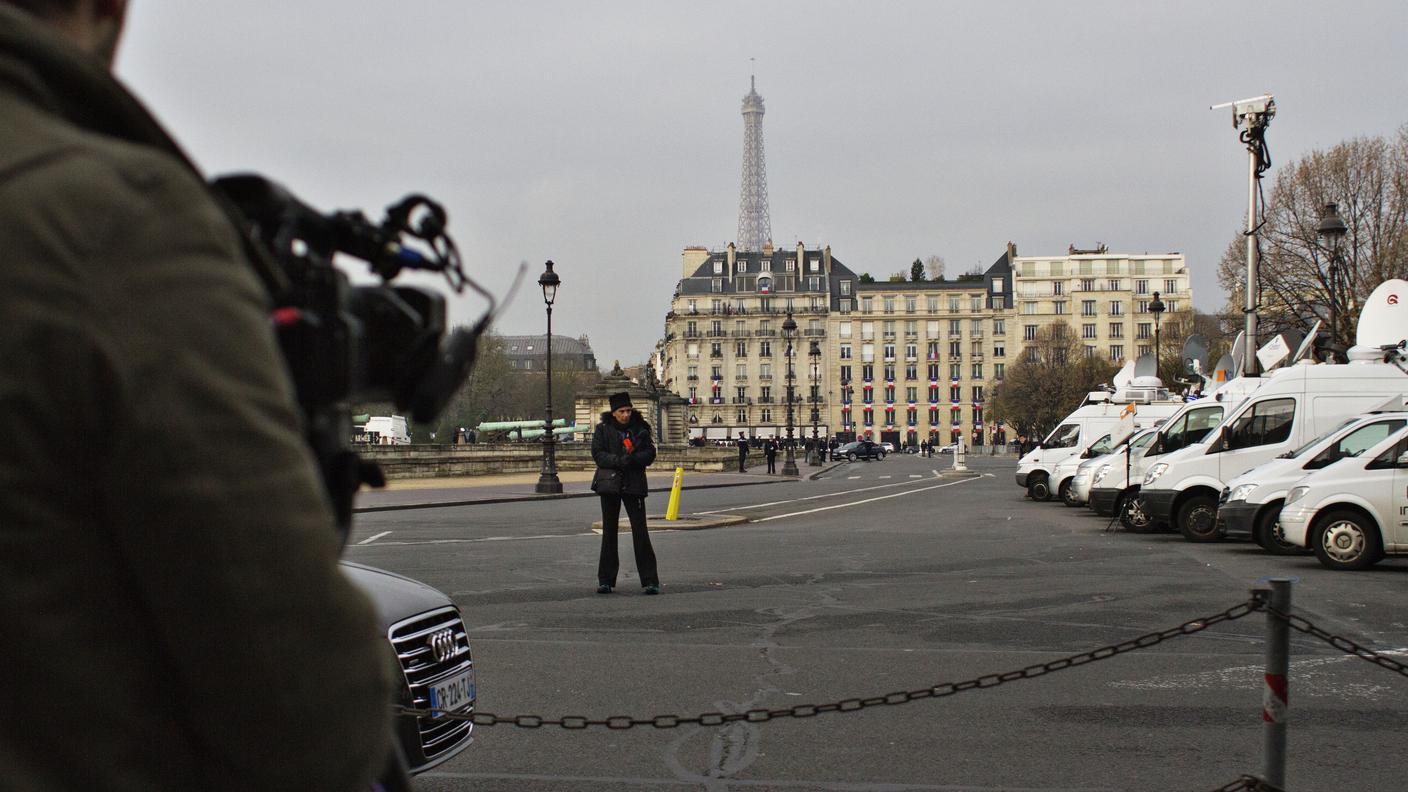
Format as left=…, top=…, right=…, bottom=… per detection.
left=361, top=415, right=411, bottom=445
left=1087, top=374, right=1264, bottom=526
left=1140, top=280, right=1408, bottom=542
left=1217, top=403, right=1407, bottom=552
left=1277, top=424, right=1408, bottom=570
left=1015, top=357, right=1186, bottom=501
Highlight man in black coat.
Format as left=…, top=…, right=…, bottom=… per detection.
left=736, top=432, right=748, bottom=472
left=590, top=392, right=660, bottom=595
left=765, top=438, right=778, bottom=473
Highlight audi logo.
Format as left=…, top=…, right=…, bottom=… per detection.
left=426, top=628, right=458, bottom=663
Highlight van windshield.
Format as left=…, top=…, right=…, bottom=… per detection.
left=1286, top=417, right=1359, bottom=459
left=1044, top=423, right=1081, bottom=449
left=1157, top=404, right=1225, bottom=455
left=1087, top=434, right=1114, bottom=456
left=1306, top=418, right=1406, bottom=469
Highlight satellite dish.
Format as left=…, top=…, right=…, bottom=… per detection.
left=1212, top=353, right=1235, bottom=383
left=1291, top=319, right=1321, bottom=363
left=1355, top=279, right=1408, bottom=347
left=1112, top=360, right=1135, bottom=388
left=1133, top=353, right=1158, bottom=379
left=1229, top=331, right=1246, bottom=375
left=1182, top=335, right=1209, bottom=375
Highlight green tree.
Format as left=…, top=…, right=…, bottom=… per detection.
left=858, top=272, right=876, bottom=284
left=990, top=322, right=1117, bottom=439
left=910, top=259, right=925, bottom=282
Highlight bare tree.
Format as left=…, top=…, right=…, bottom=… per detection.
left=1217, top=126, right=1408, bottom=350
left=925, top=254, right=946, bottom=281
left=990, top=322, right=1117, bottom=438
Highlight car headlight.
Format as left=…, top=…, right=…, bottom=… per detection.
left=1093, top=464, right=1110, bottom=485
left=1228, top=483, right=1258, bottom=502
left=1143, top=463, right=1168, bottom=486
left=1284, top=485, right=1310, bottom=506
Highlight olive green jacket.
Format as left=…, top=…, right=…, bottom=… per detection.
left=0, top=7, right=391, bottom=790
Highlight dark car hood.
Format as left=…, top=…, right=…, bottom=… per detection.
left=339, top=561, right=456, bottom=632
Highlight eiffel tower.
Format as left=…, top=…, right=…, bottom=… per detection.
left=736, top=76, right=772, bottom=252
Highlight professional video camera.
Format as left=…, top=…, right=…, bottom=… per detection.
left=213, top=174, right=492, bottom=536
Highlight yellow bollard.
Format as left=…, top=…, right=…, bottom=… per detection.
left=665, top=466, right=684, bottom=521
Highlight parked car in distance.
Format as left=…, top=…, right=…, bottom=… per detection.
left=342, top=562, right=476, bottom=774
left=838, top=440, right=887, bottom=461
left=881, top=442, right=896, bottom=453
left=937, top=442, right=959, bottom=454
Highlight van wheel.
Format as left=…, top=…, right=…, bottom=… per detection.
left=1120, top=494, right=1153, bottom=533
left=1027, top=473, right=1051, bottom=501
left=1178, top=495, right=1220, bottom=542
left=1253, top=502, right=1302, bottom=555
left=1312, top=510, right=1384, bottom=571
left=1059, top=479, right=1078, bottom=507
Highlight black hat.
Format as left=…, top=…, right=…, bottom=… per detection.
left=609, top=392, right=633, bottom=411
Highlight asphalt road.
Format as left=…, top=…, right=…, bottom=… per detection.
left=346, top=453, right=1408, bottom=792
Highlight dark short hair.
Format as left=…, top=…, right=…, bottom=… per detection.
left=3, top=0, right=81, bottom=18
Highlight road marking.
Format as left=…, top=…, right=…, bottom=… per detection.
left=358, top=531, right=392, bottom=545
left=878, top=475, right=892, bottom=479
left=752, top=476, right=980, bottom=523
left=350, top=532, right=594, bottom=547
left=697, top=476, right=945, bottom=514
left=1110, top=649, right=1408, bottom=700
left=847, top=475, right=861, bottom=479
left=909, top=474, right=923, bottom=478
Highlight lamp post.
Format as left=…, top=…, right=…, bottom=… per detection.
left=808, top=340, right=821, bottom=466
left=1149, top=290, right=1165, bottom=381
left=534, top=261, right=563, bottom=494
left=781, top=311, right=799, bottom=477
left=1316, top=201, right=1347, bottom=352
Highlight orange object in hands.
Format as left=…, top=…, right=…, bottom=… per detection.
left=623, top=437, right=634, bottom=453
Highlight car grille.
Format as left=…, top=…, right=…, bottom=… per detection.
left=389, top=606, right=474, bottom=760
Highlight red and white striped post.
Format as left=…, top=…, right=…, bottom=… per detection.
left=1262, top=578, right=1292, bottom=789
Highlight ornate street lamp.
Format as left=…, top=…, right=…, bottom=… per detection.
left=808, top=340, right=821, bottom=466
left=534, top=261, right=563, bottom=494
left=781, top=311, right=799, bottom=477
left=1149, top=290, right=1165, bottom=381
left=1316, top=201, right=1347, bottom=351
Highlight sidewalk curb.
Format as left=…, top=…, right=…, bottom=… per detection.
left=353, top=476, right=802, bottom=514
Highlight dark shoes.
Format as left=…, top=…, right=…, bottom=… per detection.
left=643, top=584, right=661, bottom=595
left=596, top=584, right=613, bottom=594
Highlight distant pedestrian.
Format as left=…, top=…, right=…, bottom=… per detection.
left=736, top=433, right=749, bottom=472
left=591, top=393, right=660, bottom=595
left=920, top=440, right=929, bottom=458
left=765, top=439, right=778, bottom=474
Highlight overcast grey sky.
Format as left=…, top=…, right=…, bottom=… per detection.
left=116, top=1, right=1407, bottom=368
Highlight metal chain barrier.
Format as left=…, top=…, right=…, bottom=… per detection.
left=1207, top=775, right=1284, bottom=792
left=1263, top=604, right=1408, bottom=678
left=393, top=598, right=1260, bottom=729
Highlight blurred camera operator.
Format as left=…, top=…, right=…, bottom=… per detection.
left=0, top=1, right=392, bottom=789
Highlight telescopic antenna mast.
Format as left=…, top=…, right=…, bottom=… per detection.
left=1211, top=94, right=1274, bottom=376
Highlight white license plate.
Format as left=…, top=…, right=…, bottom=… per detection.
left=429, top=668, right=476, bottom=716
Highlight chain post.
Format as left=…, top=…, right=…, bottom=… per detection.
left=1260, top=579, right=1292, bottom=790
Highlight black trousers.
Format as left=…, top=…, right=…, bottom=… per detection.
left=766, top=455, right=776, bottom=473
left=598, top=495, right=659, bottom=587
